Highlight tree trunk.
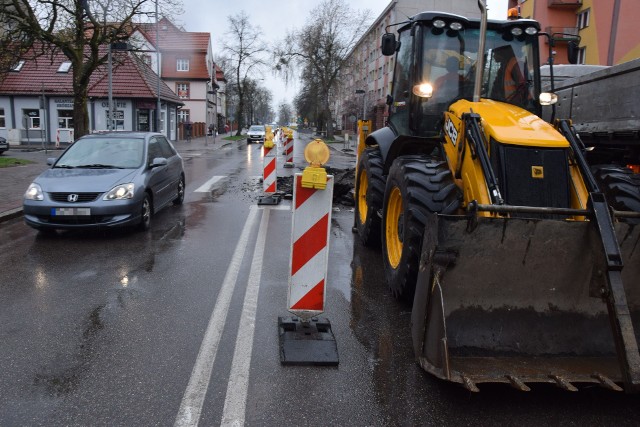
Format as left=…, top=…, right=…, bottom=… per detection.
left=72, top=69, right=90, bottom=138
left=324, top=96, right=334, bottom=139
left=235, top=95, right=245, bottom=136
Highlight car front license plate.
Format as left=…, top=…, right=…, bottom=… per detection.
left=52, top=207, right=91, bottom=216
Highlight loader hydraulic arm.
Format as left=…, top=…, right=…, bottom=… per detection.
left=463, top=112, right=503, bottom=205
left=558, top=118, right=640, bottom=392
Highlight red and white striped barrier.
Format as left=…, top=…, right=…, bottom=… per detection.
left=287, top=173, right=334, bottom=319
left=56, top=128, right=74, bottom=148
left=283, top=131, right=294, bottom=167
left=262, top=145, right=277, bottom=194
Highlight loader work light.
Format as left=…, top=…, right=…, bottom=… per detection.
left=539, top=92, right=558, bottom=106
left=412, top=83, right=434, bottom=98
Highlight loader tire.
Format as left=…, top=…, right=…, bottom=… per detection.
left=591, top=165, right=640, bottom=222
left=355, top=147, right=386, bottom=246
left=382, top=156, right=461, bottom=301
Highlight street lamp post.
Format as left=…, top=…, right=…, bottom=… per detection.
left=207, top=88, right=218, bottom=145
left=355, top=89, right=366, bottom=133
left=108, top=39, right=129, bottom=131
left=155, top=0, right=161, bottom=134
left=108, top=42, right=113, bottom=130
left=355, top=89, right=366, bottom=121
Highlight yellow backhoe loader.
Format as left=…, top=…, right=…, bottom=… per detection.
left=354, top=1, right=640, bottom=392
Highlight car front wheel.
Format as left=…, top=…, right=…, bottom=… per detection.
left=173, top=175, right=185, bottom=205
left=139, top=193, right=152, bottom=231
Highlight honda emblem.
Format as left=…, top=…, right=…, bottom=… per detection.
left=67, top=194, right=79, bottom=202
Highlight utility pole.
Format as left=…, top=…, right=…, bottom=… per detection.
left=108, top=41, right=113, bottom=131
left=155, top=0, right=161, bottom=133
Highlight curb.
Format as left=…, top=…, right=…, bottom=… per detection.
left=0, top=207, right=23, bottom=223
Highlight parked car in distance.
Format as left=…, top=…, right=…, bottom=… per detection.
left=23, top=132, right=185, bottom=233
left=0, top=136, right=8, bottom=155
left=246, top=125, right=266, bottom=143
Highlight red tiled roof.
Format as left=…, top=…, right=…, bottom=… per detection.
left=0, top=45, right=182, bottom=104
left=135, top=18, right=211, bottom=80
left=216, top=65, right=227, bottom=82
left=137, top=18, right=210, bottom=52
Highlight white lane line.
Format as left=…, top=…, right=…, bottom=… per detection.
left=258, top=203, right=291, bottom=211
left=194, top=175, right=226, bottom=193
left=220, top=208, right=270, bottom=426
left=174, top=206, right=260, bottom=427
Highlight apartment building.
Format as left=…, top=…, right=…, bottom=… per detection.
left=511, top=0, right=640, bottom=66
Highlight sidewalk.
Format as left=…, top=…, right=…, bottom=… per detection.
left=0, top=135, right=231, bottom=223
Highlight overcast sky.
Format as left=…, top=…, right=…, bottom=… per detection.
left=175, top=0, right=509, bottom=110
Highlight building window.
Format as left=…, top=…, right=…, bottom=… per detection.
left=106, top=110, right=125, bottom=130
left=177, top=59, right=190, bottom=71
left=178, top=109, right=190, bottom=123
left=23, top=109, right=41, bottom=129
left=11, top=60, right=25, bottom=72
left=141, top=54, right=152, bottom=67
left=0, top=108, right=5, bottom=128
left=577, top=46, right=587, bottom=65
left=57, top=110, right=74, bottom=129
left=577, top=9, right=590, bottom=30
left=176, top=82, right=190, bottom=99
left=57, top=61, right=72, bottom=73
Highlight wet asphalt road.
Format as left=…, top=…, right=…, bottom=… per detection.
left=1, top=135, right=640, bottom=425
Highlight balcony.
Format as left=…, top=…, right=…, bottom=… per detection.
left=548, top=0, right=581, bottom=8
left=545, top=26, right=579, bottom=43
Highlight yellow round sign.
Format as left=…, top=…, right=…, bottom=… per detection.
left=304, top=139, right=330, bottom=166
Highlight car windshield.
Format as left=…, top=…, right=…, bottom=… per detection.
left=55, top=137, right=145, bottom=169
left=249, top=126, right=265, bottom=132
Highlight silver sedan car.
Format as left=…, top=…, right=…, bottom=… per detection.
left=23, top=132, right=185, bottom=232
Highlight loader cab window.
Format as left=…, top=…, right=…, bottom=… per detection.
left=482, top=33, right=538, bottom=112
left=389, top=29, right=413, bottom=136
left=415, top=26, right=477, bottom=136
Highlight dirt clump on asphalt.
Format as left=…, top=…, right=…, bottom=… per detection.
left=276, top=166, right=354, bottom=207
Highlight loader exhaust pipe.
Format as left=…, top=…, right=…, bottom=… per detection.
left=473, top=0, right=488, bottom=102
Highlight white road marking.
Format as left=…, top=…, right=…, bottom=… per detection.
left=258, top=202, right=290, bottom=211
left=174, top=206, right=260, bottom=427
left=194, top=175, right=226, bottom=193
left=220, top=208, right=270, bottom=426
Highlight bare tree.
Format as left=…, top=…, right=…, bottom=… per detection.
left=277, top=101, right=292, bottom=126
left=222, top=11, right=268, bottom=136
left=0, top=0, right=181, bottom=138
left=252, top=86, right=273, bottom=125
left=277, top=0, right=369, bottom=139
left=242, top=78, right=271, bottom=125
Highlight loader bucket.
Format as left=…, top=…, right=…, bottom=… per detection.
left=411, top=214, right=640, bottom=392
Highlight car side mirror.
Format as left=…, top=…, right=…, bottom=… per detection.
left=150, top=157, right=168, bottom=168
left=381, top=33, right=397, bottom=56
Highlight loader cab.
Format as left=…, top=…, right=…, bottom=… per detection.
left=386, top=13, right=542, bottom=138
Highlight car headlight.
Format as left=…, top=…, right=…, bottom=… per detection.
left=25, top=183, right=44, bottom=201
left=103, top=183, right=135, bottom=200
